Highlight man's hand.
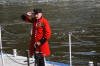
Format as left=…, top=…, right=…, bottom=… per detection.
left=26, top=12, right=33, bottom=16
left=36, top=42, right=41, bottom=46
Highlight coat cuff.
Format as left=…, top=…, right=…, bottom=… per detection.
left=40, top=38, right=47, bottom=45
left=21, top=14, right=27, bottom=20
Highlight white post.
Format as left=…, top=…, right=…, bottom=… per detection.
left=89, top=61, right=94, bottom=66
left=0, top=26, right=5, bottom=66
left=69, top=32, right=72, bottom=66
left=43, top=55, right=46, bottom=66
left=13, top=49, right=17, bottom=57
left=97, top=63, right=100, bottom=66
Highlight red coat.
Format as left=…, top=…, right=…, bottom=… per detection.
left=21, top=15, right=51, bottom=56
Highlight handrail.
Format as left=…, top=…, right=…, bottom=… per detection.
left=0, top=25, right=5, bottom=66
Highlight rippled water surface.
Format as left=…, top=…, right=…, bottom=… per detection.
left=0, top=0, right=100, bottom=66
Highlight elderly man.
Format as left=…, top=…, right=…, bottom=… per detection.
left=21, top=9, right=51, bottom=66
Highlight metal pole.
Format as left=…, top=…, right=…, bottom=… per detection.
left=0, top=26, right=5, bottom=66
left=26, top=50, right=30, bottom=66
left=34, top=44, right=37, bottom=66
left=69, top=32, right=72, bottom=66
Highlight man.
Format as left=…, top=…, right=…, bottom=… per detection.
left=21, top=9, right=51, bottom=66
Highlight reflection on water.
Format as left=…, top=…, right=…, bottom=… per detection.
left=0, top=0, right=100, bottom=66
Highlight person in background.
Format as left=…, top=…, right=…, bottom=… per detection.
left=21, top=9, right=51, bottom=66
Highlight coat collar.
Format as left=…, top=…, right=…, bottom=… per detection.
left=38, top=17, right=43, bottom=21
left=33, top=17, right=44, bottom=22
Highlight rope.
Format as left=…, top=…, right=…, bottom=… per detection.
left=71, top=34, right=86, bottom=42
left=2, top=28, right=26, bottom=37
left=1, top=23, right=30, bottom=38
left=69, top=32, right=91, bottom=43
left=1, top=22, right=29, bottom=27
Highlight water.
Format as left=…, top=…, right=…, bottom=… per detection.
left=0, top=0, right=100, bottom=66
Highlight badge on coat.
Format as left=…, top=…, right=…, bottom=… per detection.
left=37, top=22, right=44, bottom=27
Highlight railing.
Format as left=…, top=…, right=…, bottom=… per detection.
left=0, top=25, right=100, bottom=66
left=68, top=32, right=97, bottom=66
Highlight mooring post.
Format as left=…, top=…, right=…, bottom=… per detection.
left=69, top=32, right=72, bottom=66
left=89, top=61, right=94, bottom=66
left=13, top=49, right=17, bottom=57
left=97, top=63, right=100, bottom=66
left=43, top=55, right=46, bottom=66
left=0, top=26, right=5, bottom=66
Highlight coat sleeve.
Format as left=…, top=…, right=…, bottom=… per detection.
left=21, top=14, right=33, bottom=23
left=40, top=19, right=51, bottom=44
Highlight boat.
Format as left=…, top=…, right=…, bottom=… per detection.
left=0, top=53, right=69, bottom=66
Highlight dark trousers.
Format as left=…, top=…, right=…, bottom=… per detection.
left=35, top=55, right=45, bottom=66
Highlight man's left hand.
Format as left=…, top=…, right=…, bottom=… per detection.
left=36, top=42, right=41, bottom=46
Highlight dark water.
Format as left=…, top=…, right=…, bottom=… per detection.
left=0, top=0, right=100, bottom=66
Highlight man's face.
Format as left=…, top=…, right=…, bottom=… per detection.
left=34, top=13, right=42, bottom=19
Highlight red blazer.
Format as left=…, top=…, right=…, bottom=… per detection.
left=21, top=14, right=51, bottom=56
